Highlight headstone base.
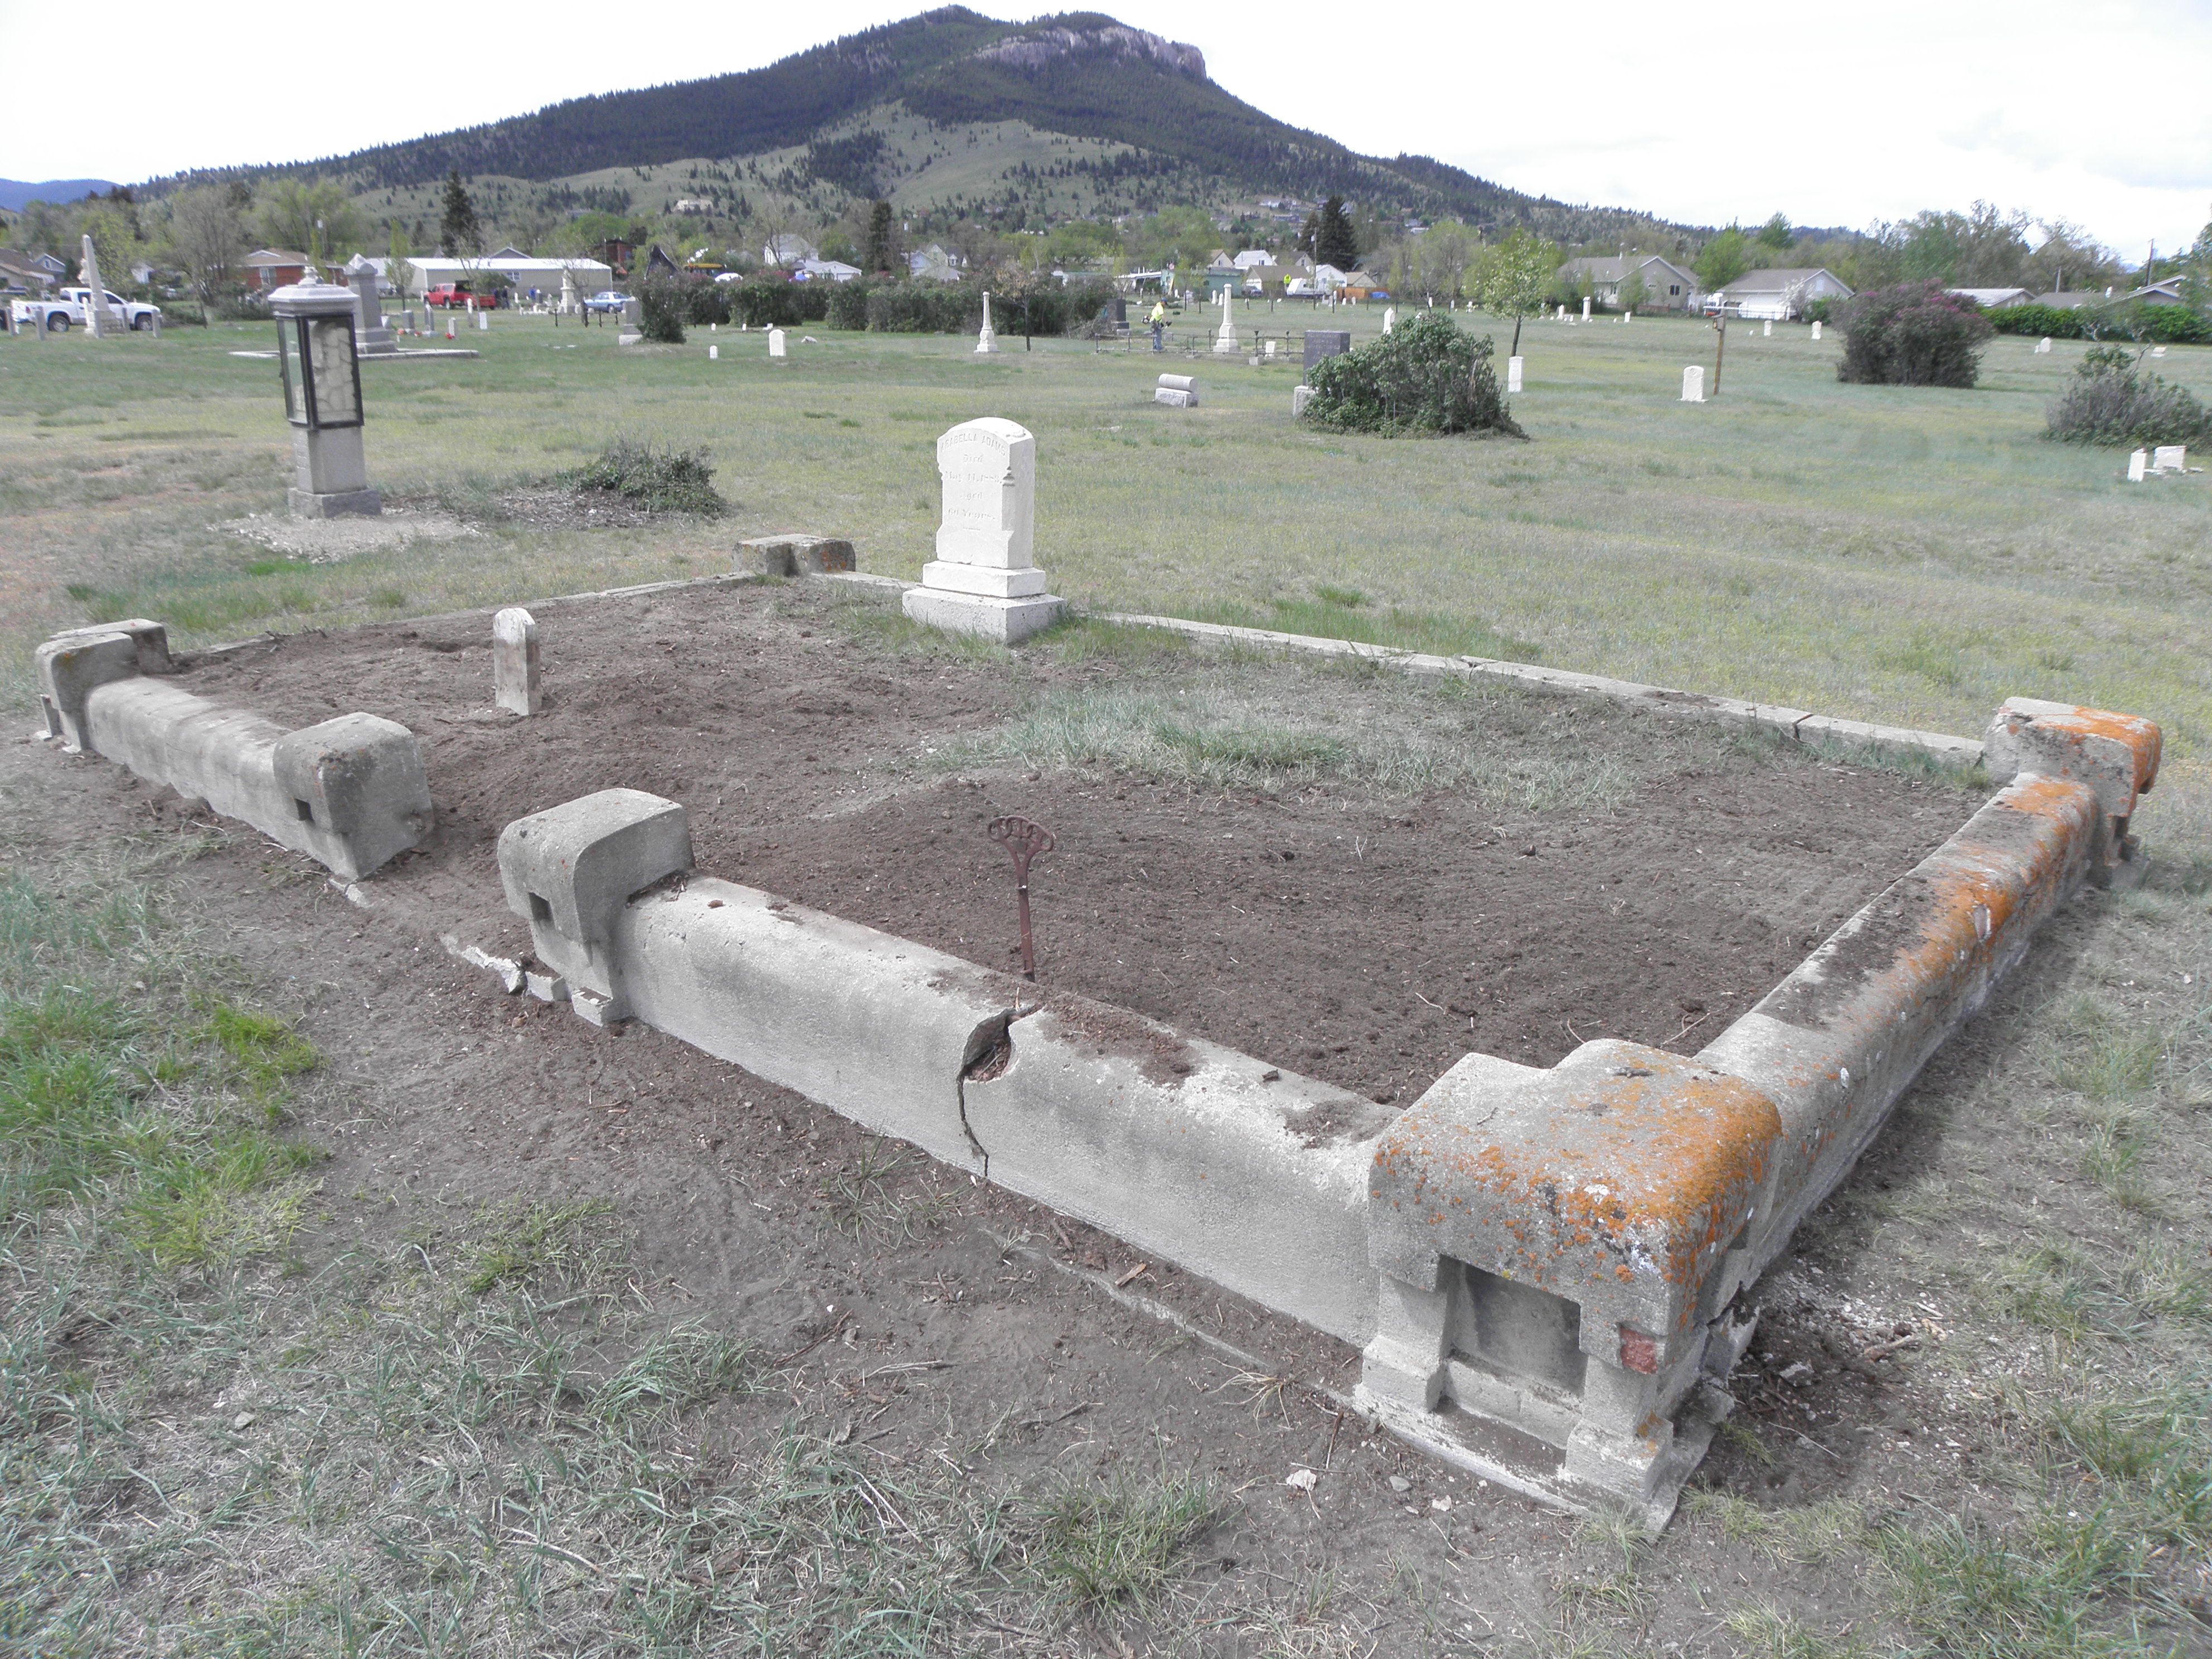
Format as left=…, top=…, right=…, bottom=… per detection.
left=741, top=534, right=856, bottom=576
left=288, top=487, right=383, bottom=519
left=901, top=586, right=1063, bottom=644
left=919, top=560, right=1047, bottom=598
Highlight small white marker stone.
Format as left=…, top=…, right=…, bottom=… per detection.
left=1681, top=365, right=1705, bottom=402
left=1506, top=355, right=1523, bottom=393
left=493, top=607, right=541, bottom=715
left=2127, top=449, right=2148, bottom=482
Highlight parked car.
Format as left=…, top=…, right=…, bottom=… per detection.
left=425, top=285, right=500, bottom=309
left=11, top=288, right=163, bottom=332
left=583, top=290, right=629, bottom=313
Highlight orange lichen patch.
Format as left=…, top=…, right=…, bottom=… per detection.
left=1373, top=1053, right=1781, bottom=1306
left=2026, top=706, right=2162, bottom=797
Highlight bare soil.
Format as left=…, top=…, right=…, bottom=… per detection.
left=162, top=578, right=1972, bottom=1105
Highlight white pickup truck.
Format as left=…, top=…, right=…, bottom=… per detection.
left=11, top=287, right=163, bottom=332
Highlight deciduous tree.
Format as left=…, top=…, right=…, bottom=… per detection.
left=168, top=183, right=251, bottom=302
left=256, top=178, right=362, bottom=266
left=1694, top=225, right=1749, bottom=290
left=1471, top=228, right=1557, bottom=355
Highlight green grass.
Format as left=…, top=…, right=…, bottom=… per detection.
left=6, top=318, right=2210, bottom=811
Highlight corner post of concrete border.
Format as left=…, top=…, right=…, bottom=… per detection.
left=493, top=607, right=541, bottom=716
left=1358, top=1041, right=1780, bottom=1525
left=497, top=789, right=694, bottom=1025
left=1980, top=697, right=2162, bottom=886
left=35, top=629, right=143, bottom=751
left=271, top=714, right=436, bottom=881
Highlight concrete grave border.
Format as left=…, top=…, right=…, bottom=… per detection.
left=33, top=574, right=2161, bottom=1529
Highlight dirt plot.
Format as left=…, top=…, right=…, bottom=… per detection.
left=171, top=579, right=1975, bottom=1103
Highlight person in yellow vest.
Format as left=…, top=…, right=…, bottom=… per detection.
left=1149, top=299, right=1166, bottom=353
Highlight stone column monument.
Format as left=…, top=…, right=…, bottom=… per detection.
left=344, top=254, right=395, bottom=355
left=975, top=290, right=998, bottom=353
left=559, top=267, right=579, bottom=316
left=78, top=236, right=125, bottom=337
left=1213, top=286, right=1237, bottom=353
left=901, top=418, right=1063, bottom=644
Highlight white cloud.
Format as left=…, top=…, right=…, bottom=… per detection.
left=12, top=0, right=2208, bottom=261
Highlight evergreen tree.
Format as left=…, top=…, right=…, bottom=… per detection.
left=439, top=169, right=480, bottom=258
left=1315, top=196, right=1359, bottom=271
left=1755, top=212, right=1794, bottom=251
left=864, top=198, right=895, bottom=274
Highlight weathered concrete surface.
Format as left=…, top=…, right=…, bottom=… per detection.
left=1355, top=716, right=2158, bottom=1528
left=46, top=667, right=431, bottom=881
left=901, top=586, right=1064, bottom=644
left=1981, top=696, right=2159, bottom=884
left=496, top=789, right=1389, bottom=1344
left=492, top=608, right=540, bottom=716
left=739, top=535, right=857, bottom=577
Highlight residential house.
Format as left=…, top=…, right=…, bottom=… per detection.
left=763, top=233, right=819, bottom=269
left=673, top=198, right=713, bottom=215
left=241, top=248, right=311, bottom=292
left=1707, top=266, right=1853, bottom=319
left=1949, top=287, right=2036, bottom=309
left=795, top=258, right=861, bottom=283
left=1232, top=249, right=1273, bottom=270
left=0, top=248, right=58, bottom=293
left=593, top=239, right=634, bottom=275
left=1555, top=254, right=1701, bottom=312
left=2123, top=278, right=2189, bottom=306
left=387, top=253, right=614, bottom=302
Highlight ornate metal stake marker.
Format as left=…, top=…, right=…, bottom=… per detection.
left=987, top=815, right=1054, bottom=981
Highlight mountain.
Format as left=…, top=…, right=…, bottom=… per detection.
left=144, top=9, right=1692, bottom=244
left=1, top=178, right=120, bottom=211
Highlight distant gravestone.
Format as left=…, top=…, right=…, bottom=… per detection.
left=901, top=418, right=1062, bottom=643
left=2153, top=445, right=2186, bottom=473
left=493, top=608, right=540, bottom=716
left=345, top=254, right=394, bottom=353
left=1556, top=305, right=1567, bottom=321
left=1681, top=365, right=1705, bottom=402
left=1506, top=355, right=1523, bottom=394
left=2151, top=346, right=2167, bottom=358
left=768, top=328, right=787, bottom=358
left=1292, top=384, right=1314, bottom=419
left=2035, top=337, right=2051, bottom=353
left=1303, top=329, right=1350, bottom=375
left=78, top=236, right=123, bottom=338
left=2127, top=449, right=2148, bottom=482
left=1382, top=307, right=1396, bottom=333
left=1811, top=321, right=1822, bottom=341
left=1580, top=297, right=1590, bottom=321
left=1762, top=318, right=1772, bottom=337
left=618, top=298, right=642, bottom=345
left=1214, top=288, right=1238, bottom=354
left=1154, top=372, right=1197, bottom=408
left=974, top=290, right=997, bottom=354
left=709, top=344, right=719, bottom=360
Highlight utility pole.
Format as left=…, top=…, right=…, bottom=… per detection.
left=1711, top=312, right=1728, bottom=396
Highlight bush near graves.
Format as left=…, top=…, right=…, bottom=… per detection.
left=1302, top=312, right=1527, bottom=439
left=1987, top=302, right=2084, bottom=339
left=1836, top=280, right=1993, bottom=388
left=634, top=273, right=687, bottom=345
left=2045, top=345, right=2212, bottom=448
left=2123, top=303, right=2211, bottom=344
left=561, top=439, right=726, bottom=515
left=723, top=280, right=832, bottom=329
left=842, top=278, right=1115, bottom=336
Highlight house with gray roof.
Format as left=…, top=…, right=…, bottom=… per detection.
left=1555, top=254, right=1701, bottom=311
left=1707, top=266, right=1853, bottom=319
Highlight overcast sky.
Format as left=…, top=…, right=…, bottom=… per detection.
left=10, top=0, right=2208, bottom=262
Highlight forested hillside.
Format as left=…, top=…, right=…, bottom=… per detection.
left=140, top=8, right=1691, bottom=244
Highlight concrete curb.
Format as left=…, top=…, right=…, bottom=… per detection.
left=1095, top=613, right=1986, bottom=768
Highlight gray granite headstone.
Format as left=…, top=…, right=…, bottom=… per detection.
left=1303, top=329, right=1351, bottom=375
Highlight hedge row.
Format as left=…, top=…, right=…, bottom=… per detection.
left=633, top=274, right=1122, bottom=337
left=1987, top=300, right=2209, bottom=345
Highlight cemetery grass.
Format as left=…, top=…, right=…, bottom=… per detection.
left=4, top=317, right=2210, bottom=794
left=3, top=604, right=2210, bottom=1654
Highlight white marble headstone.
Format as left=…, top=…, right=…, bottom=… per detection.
left=493, top=607, right=540, bottom=715
left=2035, top=337, right=2051, bottom=352
left=1681, top=365, right=1705, bottom=402
left=2127, top=449, right=2147, bottom=482
left=2153, top=445, right=2186, bottom=473
left=1812, top=321, right=1822, bottom=341
left=1506, top=355, right=1523, bottom=394
left=925, top=417, right=1040, bottom=594
left=768, top=328, right=786, bottom=358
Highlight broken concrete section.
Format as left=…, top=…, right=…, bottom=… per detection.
left=1981, top=696, right=2158, bottom=885
left=497, top=788, right=1390, bottom=1342
left=1358, top=716, right=2159, bottom=1528
left=34, top=627, right=433, bottom=881
left=740, top=534, right=857, bottom=576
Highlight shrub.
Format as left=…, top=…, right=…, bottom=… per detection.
left=1836, top=280, right=1993, bottom=386
left=723, top=279, right=830, bottom=329
left=1302, top=311, right=1527, bottom=438
left=561, top=439, right=726, bottom=515
left=1801, top=297, right=1834, bottom=326
left=2123, top=303, right=2211, bottom=345
left=1988, top=302, right=2085, bottom=339
left=825, top=279, right=872, bottom=330
left=682, top=279, right=730, bottom=327
left=634, top=273, right=686, bottom=345
left=2045, top=345, right=2212, bottom=448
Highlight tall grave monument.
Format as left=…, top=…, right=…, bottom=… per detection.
left=77, top=236, right=126, bottom=338
left=343, top=255, right=395, bottom=355
left=901, top=418, right=1063, bottom=644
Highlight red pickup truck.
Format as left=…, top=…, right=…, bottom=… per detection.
left=425, top=285, right=500, bottom=309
